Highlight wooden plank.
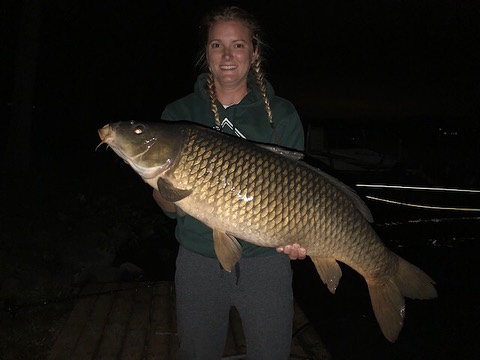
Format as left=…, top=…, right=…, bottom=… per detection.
left=146, top=282, right=178, bottom=360
left=94, top=283, right=136, bottom=359
left=48, top=282, right=104, bottom=360
left=70, top=282, right=117, bottom=360
left=292, top=302, right=332, bottom=360
left=118, top=283, right=153, bottom=359
left=48, top=281, right=330, bottom=360
left=223, top=306, right=246, bottom=357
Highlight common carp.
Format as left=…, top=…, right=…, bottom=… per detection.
left=98, top=120, right=437, bottom=342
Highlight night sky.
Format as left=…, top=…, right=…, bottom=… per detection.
left=4, top=1, right=479, bottom=150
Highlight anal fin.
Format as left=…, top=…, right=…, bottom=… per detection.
left=310, top=256, right=342, bottom=294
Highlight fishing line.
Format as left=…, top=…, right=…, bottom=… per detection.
left=365, top=195, right=480, bottom=212
left=356, top=184, right=480, bottom=193
left=355, top=183, right=480, bottom=212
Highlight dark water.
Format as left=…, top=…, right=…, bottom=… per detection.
left=292, top=209, right=480, bottom=360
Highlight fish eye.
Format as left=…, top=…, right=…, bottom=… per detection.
left=134, top=125, right=144, bottom=135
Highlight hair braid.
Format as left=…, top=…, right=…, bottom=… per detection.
left=206, top=72, right=221, bottom=128
left=252, top=59, right=274, bottom=127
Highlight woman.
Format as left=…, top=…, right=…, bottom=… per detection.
left=153, top=5, right=306, bottom=359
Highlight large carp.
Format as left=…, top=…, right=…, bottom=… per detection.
left=98, top=120, right=437, bottom=342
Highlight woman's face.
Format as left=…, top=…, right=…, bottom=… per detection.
left=206, top=20, right=258, bottom=89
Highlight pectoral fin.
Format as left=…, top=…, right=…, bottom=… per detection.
left=157, top=178, right=192, bottom=202
left=213, top=229, right=242, bottom=272
left=310, top=256, right=342, bottom=294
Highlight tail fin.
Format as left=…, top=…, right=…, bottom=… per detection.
left=367, top=256, right=437, bottom=342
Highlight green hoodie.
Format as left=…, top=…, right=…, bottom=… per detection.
left=161, top=73, right=305, bottom=258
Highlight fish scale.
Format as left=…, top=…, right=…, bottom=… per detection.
left=98, top=120, right=437, bottom=343
left=162, top=125, right=403, bottom=267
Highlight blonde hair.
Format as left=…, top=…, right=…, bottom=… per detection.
left=196, top=5, right=274, bottom=129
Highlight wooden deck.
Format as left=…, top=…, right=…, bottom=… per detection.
left=48, top=281, right=331, bottom=360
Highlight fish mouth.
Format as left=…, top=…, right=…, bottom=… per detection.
left=96, top=124, right=113, bottom=151
left=96, top=124, right=127, bottom=161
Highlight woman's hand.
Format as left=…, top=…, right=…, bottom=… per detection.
left=276, top=244, right=307, bottom=260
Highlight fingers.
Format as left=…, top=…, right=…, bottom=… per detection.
left=276, top=243, right=307, bottom=260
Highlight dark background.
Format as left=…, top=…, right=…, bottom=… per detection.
left=2, top=1, right=480, bottom=359
left=3, top=0, right=479, bottom=172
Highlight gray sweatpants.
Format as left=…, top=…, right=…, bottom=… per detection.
left=175, top=245, right=294, bottom=360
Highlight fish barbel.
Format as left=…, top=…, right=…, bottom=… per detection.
left=98, top=120, right=437, bottom=342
